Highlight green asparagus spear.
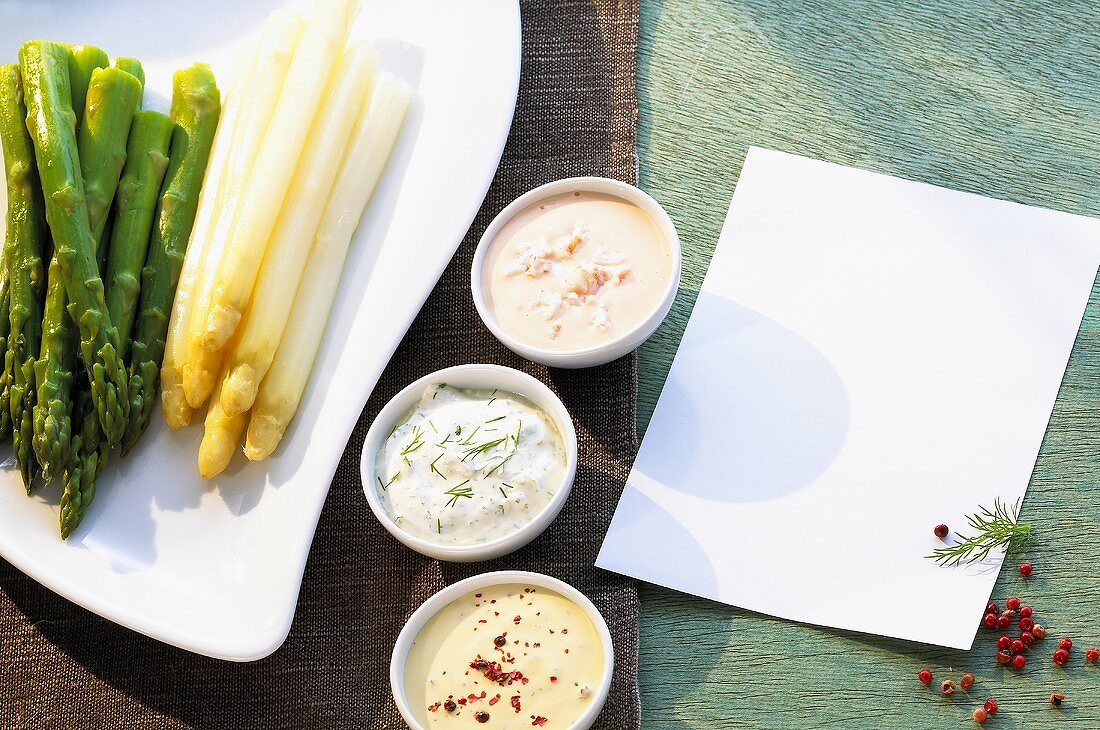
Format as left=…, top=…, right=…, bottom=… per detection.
left=0, top=64, right=49, bottom=490
left=94, top=54, right=147, bottom=275
left=105, top=111, right=172, bottom=359
left=32, top=253, right=77, bottom=481
left=31, top=62, right=140, bottom=479
left=67, top=45, right=108, bottom=129
left=19, top=40, right=130, bottom=448
left=79, top=66, right=142, bottom=246
left=0, top=234, right=13, bottom=441
left=59, top=384, right=108, bottom=539
left=111, top=57, right=145, bottom=91
left=122, top=64, right=219, bottom=455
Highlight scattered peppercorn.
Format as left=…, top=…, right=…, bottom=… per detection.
left=960, top=672, right=975, bottom=689
left=1019, top=605, right=1033, bottom=618
left=1033, top=624, right=1047, bottom=639
left=1052, top=648, right=1069, bottom=666
left=1006, top=597, right=1021, bottom=611
left=995, top=651, right=1012, bottom=665
left=1019, top=562, right=1033, bottom=576
left=475, top=710, right=490, bottom=723
left=1011, top=639, right=1025, bottom=655
left=1087, top=648, right=1100, bottom=663
left=1049, top=692, right=1065, bottom=707
left=1019, top=617, right=1034, bottom=632
left=1021, top=631, right=1035, bottom=647
left=1059, top=637, right=1073, bottom=651
left=983, top=614, right=998, bottom=630
left=972, top=707, right=987, bottom=724
left=997, top=636, right=1012, bottom=650
left=918, top=669, right=933, bottom=685
left=983, top=698, right=998, bottom=715
left=494, top=635, right=507, bottom=648
left=941, top=679, right=956, bottom=696
left=996, top=615, right=1011, bottom=630
left=1012, top=655, right=1026, bottom=670
left=445, top=700, right=457, bottom=712
left=934, top=524, right=949, bottom=539
left=987, top=602, right=1000, bottom=615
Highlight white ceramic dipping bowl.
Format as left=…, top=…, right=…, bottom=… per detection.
left=360, top=364, right=578, bottom=562
left=471, top=176, right=681, bottom=369
left=390, top=570, right=615, bottom=730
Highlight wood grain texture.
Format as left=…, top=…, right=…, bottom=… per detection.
left=633, top=0, right=1100, bottom=726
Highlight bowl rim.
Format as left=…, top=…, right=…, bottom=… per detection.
left=360, top=363, right=578, bottom=561
left=470, top=176, right=682, bottom=367
left=389, top=570, right=616, bottom=730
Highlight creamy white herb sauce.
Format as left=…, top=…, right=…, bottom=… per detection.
left=377, top=385, right=566, bottom=545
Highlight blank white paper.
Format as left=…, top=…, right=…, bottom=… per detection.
left=597, top=147, right=1100, bottom=649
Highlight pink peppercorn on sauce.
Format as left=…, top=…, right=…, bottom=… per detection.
left=404, top=584, right=604, bottom=728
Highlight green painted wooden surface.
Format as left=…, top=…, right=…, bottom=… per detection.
left=632, top=1, right=1100, bottom=727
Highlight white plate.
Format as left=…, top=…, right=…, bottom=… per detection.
left=0, top=0, right=521, bottom=661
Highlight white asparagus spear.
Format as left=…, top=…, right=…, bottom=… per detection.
left=219, top=42, right=378, bottom=418
left=245, top=73, right=411, bottom=461
left=180, top=9, right=305, bottom=411
left=198, top=349, right=249, bottom=479
left=160, top=33, right=258, bottom=428
left=197, top=0, right=359, bottom=356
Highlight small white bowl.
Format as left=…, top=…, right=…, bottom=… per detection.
left=390, top=570, right=615, bottom=730
left=360, top=364, right=578, bottom=562
left=471, top=176, right=681, bottom=368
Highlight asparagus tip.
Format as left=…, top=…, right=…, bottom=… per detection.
left=220, top=364, right=258, bottom=418
left=243, top=414, right=282, bottom=462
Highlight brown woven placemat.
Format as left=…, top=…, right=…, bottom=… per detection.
left=0, top=1, right=641, bottom=728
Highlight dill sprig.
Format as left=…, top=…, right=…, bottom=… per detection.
left=484, top=454, right=514, bottom=477
left=462, top=436, right=508, bottom=461
left=400, top=425, right=426, bottom=456
left=376, top=472, right=400, bottom=491
left=927, top=498, right=1032, bottom=567
left=444, top=480, right=473, bottom=507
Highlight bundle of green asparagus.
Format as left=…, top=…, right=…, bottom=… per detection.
left=161, top=0, right=410, bottom=478
left=0, top=41, right=220, bottom=537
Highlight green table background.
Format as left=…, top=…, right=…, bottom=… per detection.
left=631, top=1, right=1100, bottom=727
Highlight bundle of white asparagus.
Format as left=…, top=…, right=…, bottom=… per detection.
left=160, top=0, right=410, bottom=478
